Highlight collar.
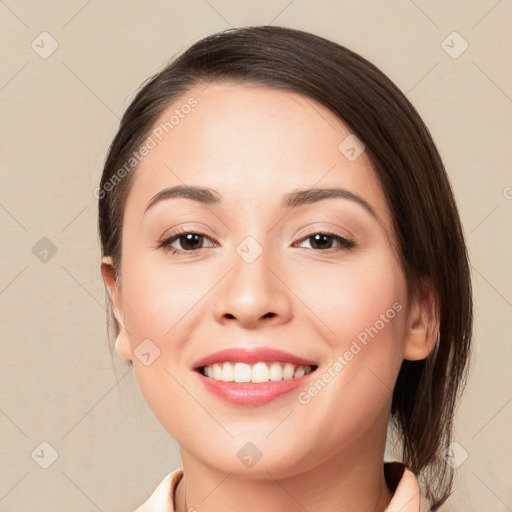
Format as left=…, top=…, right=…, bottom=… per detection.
left=384, top=462, right=422, bottom=511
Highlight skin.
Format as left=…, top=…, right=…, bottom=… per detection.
left=101, top=82, right=438, bottom=512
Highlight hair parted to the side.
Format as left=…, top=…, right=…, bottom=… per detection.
left=98, top=25, right=472, bottom=510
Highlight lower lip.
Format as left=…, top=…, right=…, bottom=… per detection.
left=194, top=369, right=316, bottom=406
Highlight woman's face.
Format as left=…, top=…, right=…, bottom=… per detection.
left=103, top=82, right=417, bottom=477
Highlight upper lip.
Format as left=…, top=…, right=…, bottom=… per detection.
left=192, top=347, right=319, bottom=370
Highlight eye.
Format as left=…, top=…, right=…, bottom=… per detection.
left=157, top=230, right=218, bottom=255
left=157, top=229, right=355, bottom=256
left=294, top=232, right=355, bottom=251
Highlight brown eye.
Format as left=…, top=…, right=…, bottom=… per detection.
left=295, top=232, right=355, bottom=251
left=175, top=233, right=204, bottom=251
left=158, top=232, right=217, bottom=254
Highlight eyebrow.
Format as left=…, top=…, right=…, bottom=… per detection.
left=143, top=185, right=377, bottom=219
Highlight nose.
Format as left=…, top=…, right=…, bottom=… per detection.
left=213, top=242, right=293, bottom=329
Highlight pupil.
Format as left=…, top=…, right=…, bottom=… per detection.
left=181, top=233, right=201, bottom=250
left=311, top=234, right=332, bottom=250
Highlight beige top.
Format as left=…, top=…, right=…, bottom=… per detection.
left=134, top=462, right=429, bottom=511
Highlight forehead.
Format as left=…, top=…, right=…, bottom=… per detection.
left=125, top=81, right=394, bottom=238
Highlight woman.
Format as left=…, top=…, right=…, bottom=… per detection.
left=97, top=26, right=472, bottom=511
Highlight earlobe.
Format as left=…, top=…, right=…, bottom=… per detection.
left=403, top=278, right=441, bottom=361
left=101, top=256, right=133, bottom=361
left=115, top=332, right=133, bottom=361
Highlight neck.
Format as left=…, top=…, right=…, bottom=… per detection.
left=175, top=415, right=393, bottom=512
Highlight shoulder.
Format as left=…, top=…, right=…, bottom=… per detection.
left=133, top=468, right=184, bottom=512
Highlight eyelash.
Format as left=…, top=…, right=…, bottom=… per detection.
left=157, top=227, right=355, bottom=256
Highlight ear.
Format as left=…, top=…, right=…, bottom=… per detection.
left=101, top=256, right=132, bottom=361
left=403, top=278, right=441, bottom=361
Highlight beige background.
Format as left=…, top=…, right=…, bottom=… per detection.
left=1, top=1, right=511, bottom=510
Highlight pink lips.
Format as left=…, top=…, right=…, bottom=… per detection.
left=192, top=346, right=318, bottom=406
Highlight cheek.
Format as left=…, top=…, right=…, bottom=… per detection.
left=295, top=252, right=407, bottom=398
left=121, top=253, right=208, bottom=339
left=121, top=257, right=203, bottom=432
left=119, top=252, right=218, bottom=420
left=296, top=253, right=406, bottom=347
left=285, top=255, right=406, bottom=452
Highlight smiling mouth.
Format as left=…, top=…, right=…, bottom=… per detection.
left=196, top=361, right=319, bottom=383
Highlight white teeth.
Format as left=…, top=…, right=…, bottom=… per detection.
left=294, top=366, right=305, bottom=378
left=201, top=361, right=314, bottom=383
left=283, top=363, right=295, bottom=380
left=213, top=363, right=223, bottom=381
left=222, top=362, right=234, bottom=381
left=233, top=362, right=251, bottom=382
left=269, top=362, right=283, bottom=381
left=251, top=362, right=269, bottom=383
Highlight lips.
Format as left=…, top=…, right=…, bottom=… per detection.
left=191, top=346, right=320, bottom=406
left=191, top=346, right=319, bottom=370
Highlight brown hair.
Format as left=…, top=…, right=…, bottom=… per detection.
left=98, top=25, right=472, bottom=510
